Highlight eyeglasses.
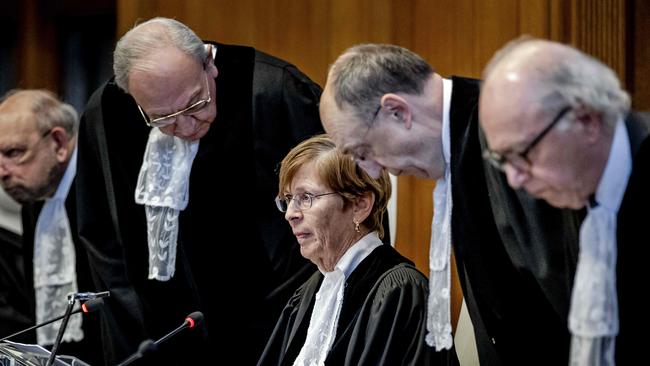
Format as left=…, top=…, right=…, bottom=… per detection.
left=482, top=106, right=572, bottom=172
left=137, top=72, right=212, bottom=128
left=275, top=192, right=338, bottom=212
left=0, top=129, right=52, bottom=168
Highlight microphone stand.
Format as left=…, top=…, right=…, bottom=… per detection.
left=115, top=312, right=203, bottom=366
left=115, top=323, right=189, bottom=366
left=0, top=298, right=103, bottom=343
left=45, top=295, right=76, bottom=366
left=115, top=340, right=157, bottom=366
left=0, top=309, right=83, bottom=342
left=154, top=322, right=190, bottom=346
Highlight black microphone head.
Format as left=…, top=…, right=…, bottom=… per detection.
left=185, top=311, right=203, bottom=328
left=138, top=339, right=157, bottom=356
left=81, top=298, right=105, bottom=313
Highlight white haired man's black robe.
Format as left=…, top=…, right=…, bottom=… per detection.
left=76, top=42, right=325, bottom=365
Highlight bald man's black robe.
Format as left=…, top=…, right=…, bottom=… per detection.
left=449, top=77, right=582, bottom=365
left=76, top=43, right=325, bottom=365
left=614, top=112, right=650, bottom=364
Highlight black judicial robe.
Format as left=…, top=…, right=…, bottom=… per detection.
left=76, top=43, right=324, bottom=365
left=20, top=183, right=103, bottom=365
left=0, top=227, right=31, bottom=342
left=615, top=112, right=650, bottom=364
left=257, top=245, right=433, bottom=366
left=449, top=77, right=582, bottom=365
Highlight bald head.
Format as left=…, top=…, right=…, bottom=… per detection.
left=479, top=37, right=630, bottom=209
left=482, top=39, right=570, bottom=84
left=481, top=38, right=629, bottom=131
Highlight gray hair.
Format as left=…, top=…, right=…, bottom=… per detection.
left=485, top=37, right=630, bottom=128
left=113, top=17, right=208, bottom=92
left=0, top=89, right=78, bottom=135
left=327, top=44, right=434, bottom=123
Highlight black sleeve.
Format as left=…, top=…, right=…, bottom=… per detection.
left=75, top=81, right=149, bottom=365
left=0, top=227, right=33, bottom=342
left=256, top=290, right=305, bottom=366
left=478, top=126, right=582, bottom=319
left=250, top=56, right=324, bottom=320
left=344, top=266, right=438, bottom=366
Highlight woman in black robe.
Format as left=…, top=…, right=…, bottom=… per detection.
left=258, top=135, right=432, bottom=366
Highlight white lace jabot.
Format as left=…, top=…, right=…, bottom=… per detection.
left=34, top=146, right=83, bottom=345
left=135, top=128, right=199, bottom=281
left=569, top=119, right=631, bottom=366
left=426, top=78, right=454, bottom=350
left=293, top=232, right=382, bottom=366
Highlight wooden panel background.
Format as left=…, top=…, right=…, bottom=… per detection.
left=631, top=0, right=650, bottom=109
left=113, top=0, right=641, bottom=329
left=5, top=0, right=643, bottom=331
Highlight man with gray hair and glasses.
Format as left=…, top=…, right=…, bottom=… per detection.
left=77, top=17, right=323, bottom=364
left=320, top=43, right=583, bottom=365
left=480, top=37, right=650, bottom=365
left=0, top=90, right=101, bottom=364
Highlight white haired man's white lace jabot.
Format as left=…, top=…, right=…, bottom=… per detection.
left=135, top=128, right=199, bottom=281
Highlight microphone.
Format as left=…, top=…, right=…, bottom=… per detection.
left=47, top=292, right=110, bottom=366
left=70, top=291, right=111, bottom=301
left=155, top=311, right=203, bottom=345
left=116, top=311, right=204, bottom=366
left=0, top=298, right=104, bottom=342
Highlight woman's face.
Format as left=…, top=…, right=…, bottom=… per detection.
left=283, top=161, right=359, bottom=272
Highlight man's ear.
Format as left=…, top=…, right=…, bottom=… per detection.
left=207, top=63, right=219, bottom=79
left=205, top=44, right=219, bottom=78
left=573, top=105, right=604, bottom=143
left=49, top=127, right=72, bottom=163
left=380, top=93, right=412, bottom=129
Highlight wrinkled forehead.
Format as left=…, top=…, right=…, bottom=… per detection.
left=130, top=72, right=204, bottom=117
left=128, top=47, right=204, bottom=104
left=480, top=77, right=548, bottom=149
left=481, top=69, right=542, bottom=119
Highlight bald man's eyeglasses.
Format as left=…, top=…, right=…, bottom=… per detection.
left=482, top=106, right=572, bottom=172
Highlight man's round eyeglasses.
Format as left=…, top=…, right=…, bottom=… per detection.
left=275, top=192, right=338, bottom=212
left=137, top=72, right=212, bottom=128
left=482, top=106, right=572, bottom=172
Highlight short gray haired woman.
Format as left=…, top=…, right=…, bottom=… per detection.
left=257, top=134, right=435, bottom=366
